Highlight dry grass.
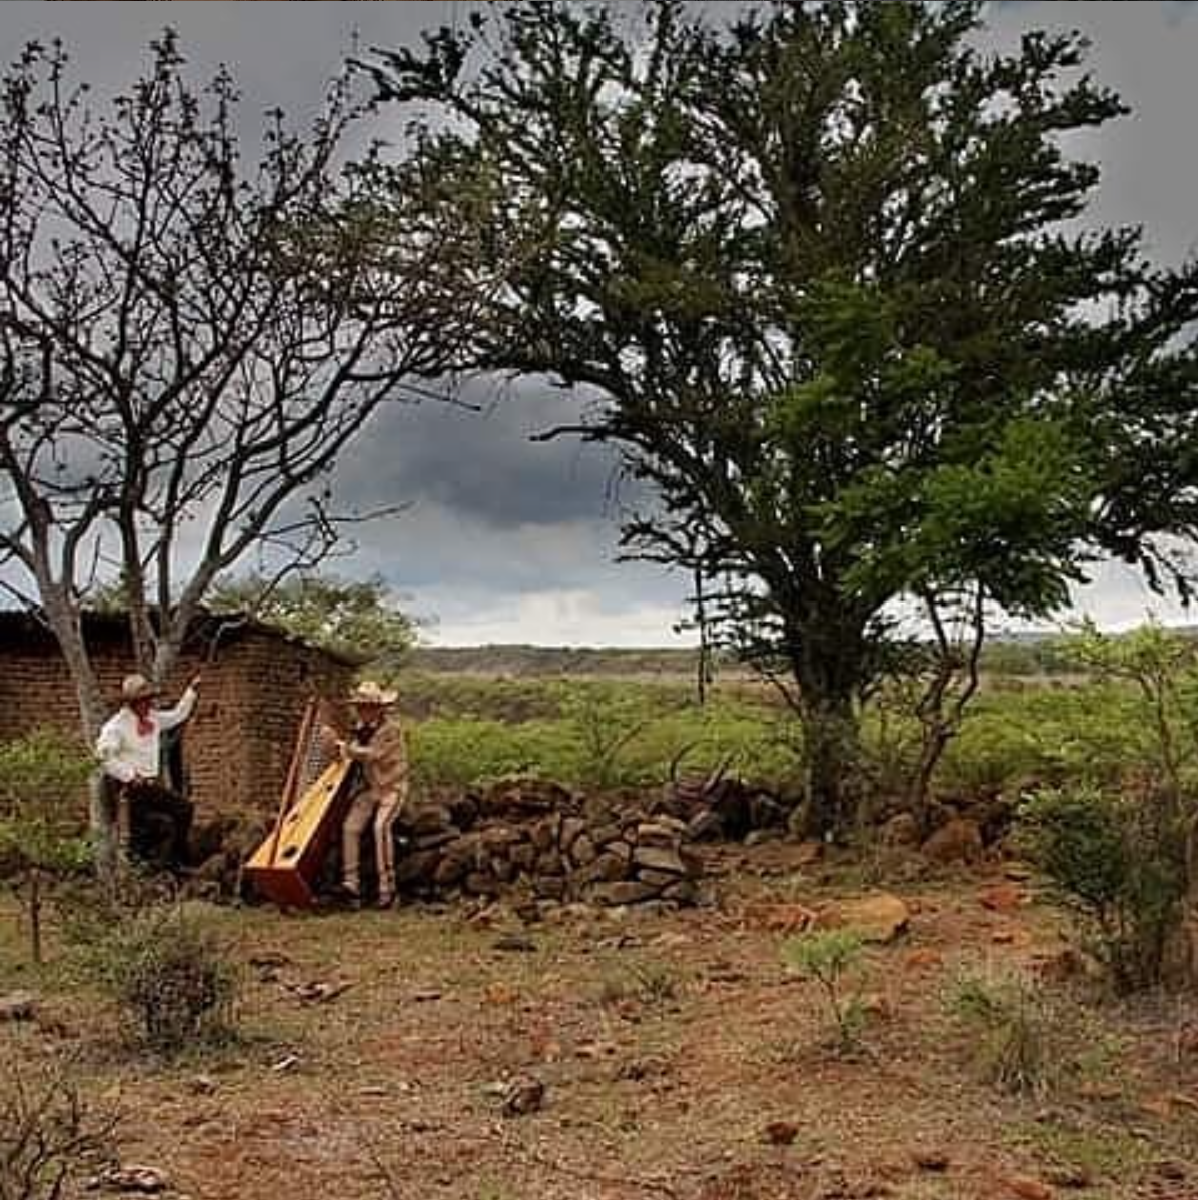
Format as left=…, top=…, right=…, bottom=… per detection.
left=3, top=848, right=1198, bottom=1199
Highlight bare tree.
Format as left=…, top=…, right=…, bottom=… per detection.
left=906, top=585, right=987, bottom=832
left=0, top=1055, right=115, bottom=1200
left=0, top=34, right=487, bottom=867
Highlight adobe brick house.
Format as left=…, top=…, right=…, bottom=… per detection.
left=0, top=610, right=357, bottom=821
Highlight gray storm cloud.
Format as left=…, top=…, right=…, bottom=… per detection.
left=1, top=2, right=1195, bottom=642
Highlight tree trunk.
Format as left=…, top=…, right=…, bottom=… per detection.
left=1184, top=813, right=1198, bottom=986
left=907, top=725, right=952, bottom=838
left=693, top=562, right=711, bottom=708
left=784, top=605, right=869, bottom=841
left=29, top=866, right=42, bottom=966
left=906, top=587, right=987, bottom=836
left=39, top=591, right=114, bottom=876
left=798, top=692, right=862, bottom=840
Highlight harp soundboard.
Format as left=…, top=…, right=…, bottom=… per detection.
left=244, top=699, right=353, bottom=908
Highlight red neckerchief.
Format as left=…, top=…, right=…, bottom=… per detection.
left=134, top=710, right=155, bottom=738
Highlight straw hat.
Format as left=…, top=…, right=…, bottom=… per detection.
left=121, top=673, right=160, bottom=703
left=349, top=680, right=398, bottom=707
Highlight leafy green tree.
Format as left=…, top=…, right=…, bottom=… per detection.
left=0, top=731, right=93, bottom=964
left=368, top=0, right=1198, bottom=836
left=207, top=571, right=419, bottom=666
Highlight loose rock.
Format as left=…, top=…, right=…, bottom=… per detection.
left=0, top=991, right=37, bottom=1022
left=979, top=883, right=1027, bottom=913
left=492, top=932, right=536, bottom=953
left=86, top=1165, right=169, bottom=1194
left=1152, top=1160, right=1187, bottom=1182
left=1003, top=1177, right=1055, bottom=1200
left=820, top=893, right=911, bottom=943
left=911, top=1148, right=950, bottom=1172
left=502, top=1074, right=546, bottom=1116
left=1044, top=1166, right=1094, bottom=1189
left=763, top=1120, right=799, bottom=1145
left=921, top=817, right=984, bottom=865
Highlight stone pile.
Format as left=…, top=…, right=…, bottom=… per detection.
left=394, top=779, right=704, bottom=906
left=192, top=774, right=799, bottom=906
left=656, top=771, right=791, bottom=843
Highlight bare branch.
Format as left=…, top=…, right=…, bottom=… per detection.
left=0, top=35, right=491, bottom=861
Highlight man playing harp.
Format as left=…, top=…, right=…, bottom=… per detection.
left=326, top=681, right=410, bottom=908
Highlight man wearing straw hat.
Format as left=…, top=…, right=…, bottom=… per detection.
left=333, top=680, right=410, bottom=908
left=95, top=672, right=200, bottom=867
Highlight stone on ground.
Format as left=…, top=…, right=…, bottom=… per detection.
left=820, top=893, right=911, bottom=943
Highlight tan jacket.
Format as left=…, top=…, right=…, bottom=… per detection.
left=344, top=717, right=409, bottom=799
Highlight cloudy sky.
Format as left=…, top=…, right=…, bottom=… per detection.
left=1, top=2, right=1196, bottom=646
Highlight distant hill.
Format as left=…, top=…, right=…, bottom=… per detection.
left=406, top=644, right=712, bottom=678
left=409, top=637, right=1037, bottom=679
left=409, top=626, right=1198, bottom=678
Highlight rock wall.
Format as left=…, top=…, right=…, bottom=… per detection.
left=394, top=780, right=704, bottom=906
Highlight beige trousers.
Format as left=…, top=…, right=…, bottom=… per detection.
left=342, top=789, right=402, bottom=898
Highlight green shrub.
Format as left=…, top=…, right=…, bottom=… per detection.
left=406, top=680, right=803, bottom=791
left=935, top=683, right=1144, bottom=797
left=0, top=730, right=94, bottom=964
left=1018, top=785, right=1187, bottom=991
left=558, top=686, right=660, bottom=789
left=946, top=967, right=1071, bottom=1095
left=73, top=903, right=240, bottom=1052
left=782, top=929, right=868, bottom=1053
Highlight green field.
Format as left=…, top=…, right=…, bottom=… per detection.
left=394, top=669, right=1158, bottom=802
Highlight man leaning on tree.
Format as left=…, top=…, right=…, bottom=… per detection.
left=95, top=672, right=200, bottom=869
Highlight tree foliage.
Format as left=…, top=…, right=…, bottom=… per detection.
left=207, top=571, right=419, bottom=665
left=0, top=733, right=93, bottom=870
left=370, top=0, right=1198, bottom=833
left=1058, top=618, right=1198, bottom=799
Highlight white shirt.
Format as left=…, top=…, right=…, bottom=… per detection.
left=95, top=689, right=197, bottom=784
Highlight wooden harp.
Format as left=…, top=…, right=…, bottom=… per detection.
left=244, top=696, right=354, bottom=908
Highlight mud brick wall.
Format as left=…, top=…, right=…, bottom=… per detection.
left=0, top=618, right=354, bottom=821
left=209, top=635, right=352, bottom=817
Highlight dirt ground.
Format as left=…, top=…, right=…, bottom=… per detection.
left=3, top=843, right=1198, bottom=1200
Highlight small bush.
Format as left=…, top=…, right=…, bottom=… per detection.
left=0, top=729, right=94, bottom=965
left=1018, top=785, right=1188, bottom=991
left=782, top=929, right=868, bottom=1053
left=0, top=1057, right=114, bottom=1200
left=597, top=960, right=681, bottom=1008
left=74, top=903, right=239, bottom=1052
left=947, top=968, right=1073, bottom=1096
